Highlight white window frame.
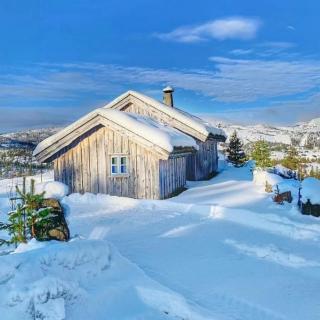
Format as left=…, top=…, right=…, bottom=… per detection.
left=110, top=155, right=129, bottom=176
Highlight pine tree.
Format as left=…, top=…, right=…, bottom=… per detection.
left=0, top=179, right=52, bottom=246
left=226, top=131, right=246, bottom=167
left=282, top=145, right=300, bottom=170
left=251, top=140, right=271, bottom=168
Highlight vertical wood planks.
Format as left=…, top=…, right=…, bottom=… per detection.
left=97, top=127, right=107, bottom=194
left=52, top=125, right=166, bottom=200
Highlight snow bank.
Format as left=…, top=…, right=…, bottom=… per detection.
left=0, top=234, right=214, bottom=320
left=301, top=178, right=320, bottom=205
left=35, top=181, right=69, bottom=199
left=211, top=206, right=320, bottom=241
left=0, top=239, right=111, bottom=319
left=272, top=180, right=300, bottom=194
left=274, top=164, right=297, bottom=179
left=253, top=169, right=283, bottom=187
left=225, top=239, right=320, bottom=268
left=136, top=287, right=211, bottom=320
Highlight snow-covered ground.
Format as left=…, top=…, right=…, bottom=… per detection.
left=1, top=164, right=320, bottom=319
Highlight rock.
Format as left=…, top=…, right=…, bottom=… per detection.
left=34, top=198, right=70, bottom=241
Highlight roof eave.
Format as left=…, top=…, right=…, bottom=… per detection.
left=208, top=133, right=227, bottom=142
left=34, top=113, right=174, bottom=163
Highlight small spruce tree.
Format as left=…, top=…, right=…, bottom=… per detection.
left=251, top=140, right=271, bottom=168
left=226, top=131, right=246, bottom=167
left=282, top=145, right=300, bottom=170
left=0, top=179, right=52, bottom=246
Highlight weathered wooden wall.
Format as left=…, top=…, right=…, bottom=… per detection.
left=186, top=139, right=218, bottom=181
left=159, top=155, right=187, bottom=199
left=123, top=102, right=219, bottom=181
left=53, top=125, right=162, bottom=199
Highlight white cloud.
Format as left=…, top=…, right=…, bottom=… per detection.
left=208, top=93, right=320, bottom=125
left=229, top=42, right=296, bottom=58
left=258, top=41, right=296, bottom=53
left=2, top=57, right=320, bottom=105
left=259, top=41, right=295, bottom=49
left=207, top=56, right=320, bottom=102
left=0, top=106, right=81, bottom=132
left=229, top=49, right=253, bottom=56
left=1, top=56, right=320, bottom=127
left=154, top=17, right=261, bottom=43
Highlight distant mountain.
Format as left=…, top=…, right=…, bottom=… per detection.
left=0, top=127, right=61, bottom=149
left=207, top=117, right=320, bottom=148
left=1, top=117, right=320, bottom=150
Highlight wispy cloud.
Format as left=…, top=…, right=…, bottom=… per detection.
left=1, top=56, right=320, bottom=128
left=229, top=49, right=254, bottom=56
left=208, top=93, right=320, bottom=125
left=257, top=41, right=296, bottom=56
left=0, top=106, right=77, bottom=132
left=2, top=57, right=320, bottom=105
left=207, top=56, right=320, bottom=102
left=154, top=17, right=261, bottom=43
left=229, top=41, right=296, bottom=58
left=0, top=68, right=120, bottom=103
left=259, top=41, right=295, bottom=49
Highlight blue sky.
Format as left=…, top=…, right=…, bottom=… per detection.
left=1, top=0, right=320, bottom=131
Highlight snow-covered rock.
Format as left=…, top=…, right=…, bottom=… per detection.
left=253, top=169, right=283, bottom=187
left=272, top=179, right=300, bottom=195
left=301, top=177, right=320, bottom=204
left=274, top=164, right=297, bottom=179
left=35, top=181, right=69, bottom=199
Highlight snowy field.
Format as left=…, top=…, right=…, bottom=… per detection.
left=1, top=164, right=320, bottom=319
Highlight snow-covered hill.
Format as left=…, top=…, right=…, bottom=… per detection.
left=1, top=118, right=320, bottom=150
left=208, top=117, right=320, bottom=148
left=0, top=127, right=61, bottom=149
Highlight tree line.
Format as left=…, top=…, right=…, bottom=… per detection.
left=226, top=130, right=320, bottom=179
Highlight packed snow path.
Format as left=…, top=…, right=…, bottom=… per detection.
left=64, top=165, right=320, bottom=320
left=1, top=165, right=320, bottom=319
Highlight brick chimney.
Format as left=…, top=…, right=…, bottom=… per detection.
left=162, top=86, right=174, bottom=107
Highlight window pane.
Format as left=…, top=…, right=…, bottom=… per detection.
left=112, top=165, right=118, bottom=174
left=120, top=157, right=127, bottom=165
left=111, top=157, right=118, bottom=165
left=120, top=165, right=127, bottom=173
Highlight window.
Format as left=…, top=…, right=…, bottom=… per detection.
left=120, top=156, right=127, bottom=173
left=111, top=155, right=128, bottom=175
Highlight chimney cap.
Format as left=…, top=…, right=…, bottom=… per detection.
left=162, top=86, right=174, bottom=93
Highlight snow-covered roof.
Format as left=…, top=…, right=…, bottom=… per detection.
left=33, top=109, right=197, bottom=162
left=301, top=177, right=320, bottom=205
left=101, top=110, right=198, bottom=152
left=103, top=90, right=226, bottom=142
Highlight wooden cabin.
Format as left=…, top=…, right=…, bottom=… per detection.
left=103, top=88, right=226, bottom=180
left=33, top=89, right=226, bottom=199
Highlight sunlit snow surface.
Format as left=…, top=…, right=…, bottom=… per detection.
left=1, top=165, right=320, bottom=319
